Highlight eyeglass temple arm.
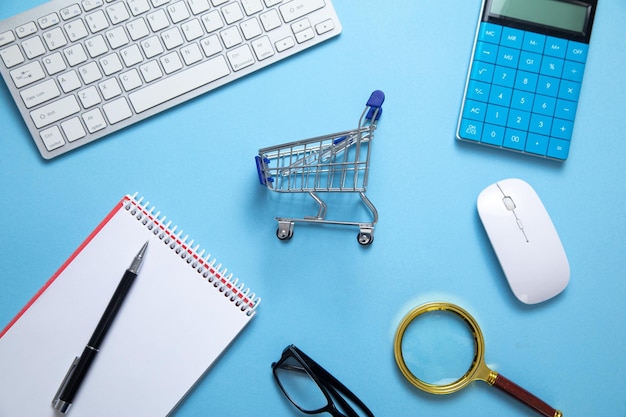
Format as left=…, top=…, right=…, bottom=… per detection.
left=307, top=361, right=375, bottom=417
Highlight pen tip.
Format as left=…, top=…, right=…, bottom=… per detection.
left=129, top=242, right=148, bottom=273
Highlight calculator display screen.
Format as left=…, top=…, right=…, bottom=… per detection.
left=489, top=0, right=589, bottom=34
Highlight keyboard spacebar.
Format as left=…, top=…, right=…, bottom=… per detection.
left=129, top=56, right=230, bottom=113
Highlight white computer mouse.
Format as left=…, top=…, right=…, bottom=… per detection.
left=477, top=178, right=569, bottom=304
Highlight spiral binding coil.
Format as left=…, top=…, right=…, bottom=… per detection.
left=123, top=193, right=261, bottom=316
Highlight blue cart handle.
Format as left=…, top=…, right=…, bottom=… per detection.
left=365, top=90, right=385, bottom=121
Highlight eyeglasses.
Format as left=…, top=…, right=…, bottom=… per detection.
left=272, top=345, right=374, bottom=417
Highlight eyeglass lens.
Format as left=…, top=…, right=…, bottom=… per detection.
left=275, top=355, right=329, bottom=412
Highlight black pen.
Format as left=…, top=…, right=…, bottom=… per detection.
left=52, top=241, right=149, bottom=414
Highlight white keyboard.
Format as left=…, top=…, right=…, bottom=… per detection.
left=0, top=0, right=342, bottom=159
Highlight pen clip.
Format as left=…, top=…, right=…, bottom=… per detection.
left=52, top=356, right=80, bottom=414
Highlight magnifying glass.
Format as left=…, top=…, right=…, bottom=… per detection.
left=394, top=302, right=562, bottom=417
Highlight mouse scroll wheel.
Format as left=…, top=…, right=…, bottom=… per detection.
left=502, top=196, right=516, bottom=211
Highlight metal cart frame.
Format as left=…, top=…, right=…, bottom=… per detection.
left=255, top=90, right=385, bottom=245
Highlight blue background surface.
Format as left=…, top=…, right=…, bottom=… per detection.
left=1, top=1, right=625, bottom=416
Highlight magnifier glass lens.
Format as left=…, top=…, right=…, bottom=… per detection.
left=400, top=309, right=477, bottom=386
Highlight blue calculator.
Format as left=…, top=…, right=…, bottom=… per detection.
left=457, top=0, right=598, bottom=161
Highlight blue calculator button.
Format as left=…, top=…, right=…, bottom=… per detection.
left=540, top=56, right=564, bottom=78
left=518, top=51, right=542, bottom=73
left=467, top=80, right=491, bottom=102
left=562, top=60, right=585, bottom=82
left=525, top=133, right=550, bottom=156
left=463, top=100, right=487, bottom=122
left=522, top=31, right=546, bottom=53
left=471, top=61, right=495, bottom=82
left=501, top=27, right=524, bottom=49
left=544, top=36, right=567, bottom=58
left=486, top=104, right=509, bottom=126
left=566, top=41, right=588, bottom=63
left=507, top=109, right=531, bottom=130
left=551, top=119, right=574, bottom=140
left=547, top=138, right=570, bottom=160
left=459, top=119, right=484, bottom=141
left=514, top=71, right=538, bottom=92
left=529, top=113, right=553, bottom=135
left=479, top=22, right=502, bottom=44
left=536, top=75, right=560, bottom=97
left=489, top=85, right=512, bottom=106
left=558, top=80, right=581, bottom=101
left=503, top=128, right=527, bottom=151
left=511, top=90, right=535, bottom=112
left=482, top=124, right=506, bottom=146
left=475, top=42, right=498, bottom=64
left=493, top=66, right=516, bottom=88
left=555, top=99, right=577, bottom=121
left=532, top=95, right=556, bottom=116
left=496, top=46, right=520, bottom=68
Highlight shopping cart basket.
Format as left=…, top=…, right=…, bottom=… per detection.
left=255, top=90, right=385, bottom=245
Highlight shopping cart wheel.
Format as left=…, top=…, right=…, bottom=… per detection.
left=276, top=221, right=294, bottom=240
left=357, top=229, right=374, bottom=246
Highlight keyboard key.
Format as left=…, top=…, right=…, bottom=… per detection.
left=529, top=113, right=552, bottom=135
left=0, top=30, right=16, bottom=47
left=555, top=99, right=577, bottom=121
left=16, top=22, right=38, bottom=38
left=467, top=80, right=490, bottom=102
left=279, top=0, right=325, bottom=23
left=38, top=13, right=60, bottom=30
left=58, top=70, right=82, bottom=92
left=31, top=95, right=81, bottom=128
left=83, top=0, right=105, bottom=12
left=128, top=0, right=152, bottom=15
left=85, top=35, right=109, bottom=57
left=167, top=1, right=191, bottom=23
left=522, top=32, right=545, bottom=54
left=20, top=79, right=61, bottom=108
left=558, top=80, right=581, bottom=101
left=82, top=108, right=107, bottom=133
left=107, top=2, right=131, bottom=24
left=226, top=44, right=254, bottom=70
left=485, top=104, right=508, bottom=126
left=242, top=0, right=264, bottom=16
left=61, top=117, right=87, bottom=142
left=488, top=85, right=512, bottom=107
left=60, top=5, right=82, bottom=21
left=1, top=44, right=25, bottom=68
left=128, top=55, right=230, bottom=113
left=120, top=68, right=142, bottom=90
left=78, top=61, right=103, bottom=83
left=103, top=97, right=133, bottom=123
left=86, top=11, right=110, bottom=33
left=40, top=126, right=65, bottom=151
left=10, top=61, right=45, bottom=88
left=188, top=0, right=211, bottom=15
left=64, top=20, right=90, bottom=42
left=251, top=36, right=274, bottom=60
left=471, top=61, right=494, bottom=83
left=98, top=77, right=123, bottom=98
left=127, top=17, right=150, bottom=40
left=78, top=85, right=102, bottom=107
left=532, top=95, right=556, bottom=116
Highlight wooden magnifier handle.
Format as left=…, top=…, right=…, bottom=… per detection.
left=491, top=372, right=562, bottom=417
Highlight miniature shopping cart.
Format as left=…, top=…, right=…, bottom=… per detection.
left=255, top=90, right=385, bottom=245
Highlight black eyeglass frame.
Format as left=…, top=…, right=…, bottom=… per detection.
left=271, top=345, right=374, bottom=417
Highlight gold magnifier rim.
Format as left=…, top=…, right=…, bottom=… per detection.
left=393, top=302, right=486, bottom=395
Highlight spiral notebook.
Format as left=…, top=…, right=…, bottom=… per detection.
left=0, top=195, right=260, bottom=417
